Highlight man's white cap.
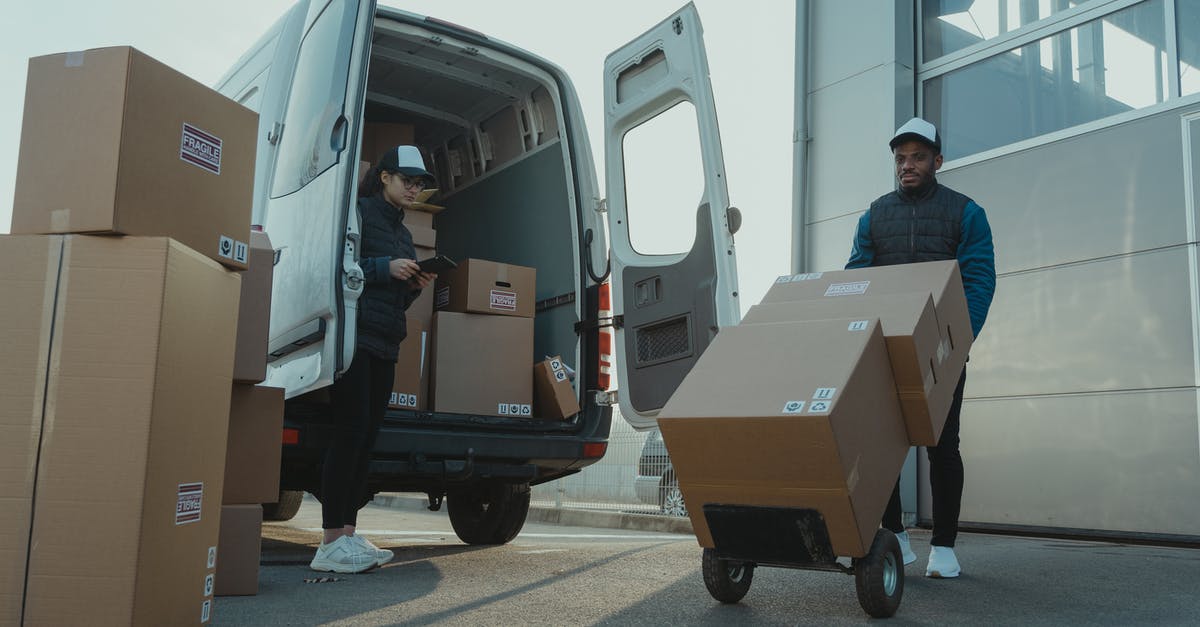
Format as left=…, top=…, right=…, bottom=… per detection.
left=890, top=117, right=941, bottom=153
left=379, top=144, right=436, bottom=185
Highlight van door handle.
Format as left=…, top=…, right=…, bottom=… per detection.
left=331, top=115, right=348, bottom=152
left=267, top=121, right=284, bottom=145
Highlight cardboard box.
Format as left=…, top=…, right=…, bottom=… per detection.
left=0, top=236, right=64, bottom=626
left=223, top=385, right=284, bottom=505
left=360, top=122, right=415, bottom=163
left=761, top=260, right=973, bottom=387
left=6, top=235, right=239, bottom=625
left=406, top=245, right=437, bottom=330
left=214, top=505, right=262, bottom=597
left=358, top=160, right=372, bottom=186
left=533, top=356, right=581, bottom=420
left=742, top=293, right=952, bottom=445
left=657, top=318, right=909, bottom=558
left=435, top=258, right=536, bottom=318
left=388, top=319, right=428, bottom=411
left=408, top=223, right=437, bottom=249
left=11, top=46, right=257, bottom=271
left=233, top=231, right=274, bottom=383
left=430, top=312, right=534, bottom=416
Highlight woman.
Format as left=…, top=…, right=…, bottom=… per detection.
left=310, top=145, right=437, bottom=573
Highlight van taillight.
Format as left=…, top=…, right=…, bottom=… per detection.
left=282, top=428, right=300, bottom=445
left=597, top=281, right=613, bottom=391
left=583, top=442, right=608, bottom=458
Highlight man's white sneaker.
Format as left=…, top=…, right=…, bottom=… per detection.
left=925, top=545, right=961, bottom=578
left=894, top=531, right=917, bottom=565
left=352, top=534, right=394, bottom=567
left=309, top=535, right=377, bottom=574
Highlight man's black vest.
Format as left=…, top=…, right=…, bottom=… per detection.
left=868, top=183, right=971, bottom=266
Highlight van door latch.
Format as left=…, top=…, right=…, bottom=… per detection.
left=267, top=121, right=284, bottom=145
left=574, top=314, right=623, bottom=334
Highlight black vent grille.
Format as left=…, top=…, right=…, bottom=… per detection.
left=635, top=315, right=691, bottom=365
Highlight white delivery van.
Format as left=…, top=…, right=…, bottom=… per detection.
left=217, top=0, right=739, bottom=543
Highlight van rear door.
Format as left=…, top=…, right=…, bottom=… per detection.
left=604, top=3, right=740, bottom=429
left=261, top=0, right=378, bottom=397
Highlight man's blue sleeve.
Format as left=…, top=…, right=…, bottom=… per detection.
left=845, top=211, right=874, bottom=270
left=957, top=201, right=996, bottom=338
left=360, top=257, right=392, bottom=285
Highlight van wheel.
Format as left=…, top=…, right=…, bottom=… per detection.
left=262, top=490, right=304, bottom=522
left=447, top=482, right=531, bottom=545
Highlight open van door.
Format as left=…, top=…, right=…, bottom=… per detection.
left=604, top=3, right=740, bottom=429
left=261, top=0, right=378, bottom=398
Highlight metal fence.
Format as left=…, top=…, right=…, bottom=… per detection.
left=530, top=410, right=664, bottom=516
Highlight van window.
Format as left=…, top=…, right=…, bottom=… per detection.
left=621, top=101, right=703, bottom=255
left=270, top=0, right=357, bottom=198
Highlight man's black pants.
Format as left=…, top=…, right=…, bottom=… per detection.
left=882, top=368, right=967, bottom=547
left=321, top=351, right=395, bottom=530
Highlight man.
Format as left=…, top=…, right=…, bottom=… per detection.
left=846, top=117, right=996, bottom=579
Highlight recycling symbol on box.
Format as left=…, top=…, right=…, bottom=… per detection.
left=782, top=400, right=805, bottom=414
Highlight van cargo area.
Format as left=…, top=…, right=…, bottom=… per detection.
left=250, top=8, right=613, bottom=535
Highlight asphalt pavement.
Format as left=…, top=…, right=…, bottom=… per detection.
left=212, top=495, right=1200, bottom=626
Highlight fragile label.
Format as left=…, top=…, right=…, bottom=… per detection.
left=549, top=358, right=563, bottom=371
left=176, top=482, right=203, bottom=525
left=498, top=403, right=532, bottom=416
left=813, top=387, right=836, bottom=400
left=490, top=289, right=518, bottom=311
left=782, top=400, right=806, bottom=414
left=180, top=123, right=223, bottom=175
left=775, top=272, right=823, bottom=283
left=847, top=320, right=869, bottom=331
left=808, top=400, right=832, bottom=414
left=207, top=546, right=217, bottom=569
left=825, top=281, right=869, bottom=296
left=390, top=392, right=418, bottom=407
left=435, top=287, right=450, bottom=309
left=217, top=236, right=248, bottom=262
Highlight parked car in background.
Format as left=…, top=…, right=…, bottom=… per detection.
left=634, top=428, right=686, bottom=517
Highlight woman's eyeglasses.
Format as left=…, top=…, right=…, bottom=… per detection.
left=396, top=175, right=428, bottom=191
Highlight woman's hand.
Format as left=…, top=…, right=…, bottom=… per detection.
left=410, top=271, right=436, bottom=290
left=388, top=258, right=421, bottom=281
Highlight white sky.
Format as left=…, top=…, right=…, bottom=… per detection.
left=0, top=0, right=796, bottom=311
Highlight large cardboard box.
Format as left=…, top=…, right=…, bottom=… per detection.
left=435, top=258, right=536, bottom=318
left=761, top=260, right=973, bottom=387
left=360, top=122, right=415, bottom=163
left=742, top=293, right=952, bottom=445
left=11, top=46, right=257, bottom=271
left=533, top=356, right=581, bottom=420
left=408, top=244, right=437, bottom=329
left=388, top=319, right=428, bottom=411
left=430, top=312, right=534, bottom=416
left=658, top=318, right=909, bottom=558
left=233, top=231, right=275, bottom=383
left=223, top=385, right=284, bottom=505
left=408, top=223, right=437, bottom=249
left=0, top=236, right=64, bottom=626
left=214, top=505, right=262, bottom=597
left=4, top=235, right=239, bottom=625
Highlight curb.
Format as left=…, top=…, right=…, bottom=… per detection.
left=372, top=494, right=694, bottom=535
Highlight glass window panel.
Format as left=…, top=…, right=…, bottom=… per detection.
left=924, top=0, right=1166, bottom=160
left=923, top=0, right=1090, bottom=61
left=1180, top=0, right=1200, bottom=96
left=621, top=102, right=702, bottom=256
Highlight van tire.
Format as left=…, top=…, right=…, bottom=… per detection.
left=447, top=482, right=531, bottom=545
left=262, top=490, right=305, bottom=521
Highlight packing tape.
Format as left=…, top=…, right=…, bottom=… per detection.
left=496, top=262, right=509, bottom=283
left=64, top=51, right=85, bottom=67
left=49, top=209, right=71, bottom=232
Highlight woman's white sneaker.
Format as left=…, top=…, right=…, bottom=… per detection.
left=925, top=545, right=961, bottom=578
left=352, top=534, right=394, bottom=567
left=309, top=535, right=377, bottom=573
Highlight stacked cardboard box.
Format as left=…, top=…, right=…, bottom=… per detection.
left=657, top=260, right=973, bottom=558
left=430, top=259, right=538, bottom=416
left=533, top=356, right=581, bottom=420
left=1, top=45, right=257, bottom=624
left=404, top=190, right=441, bottom=330
left=388, top=318, right=429, bottom=411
